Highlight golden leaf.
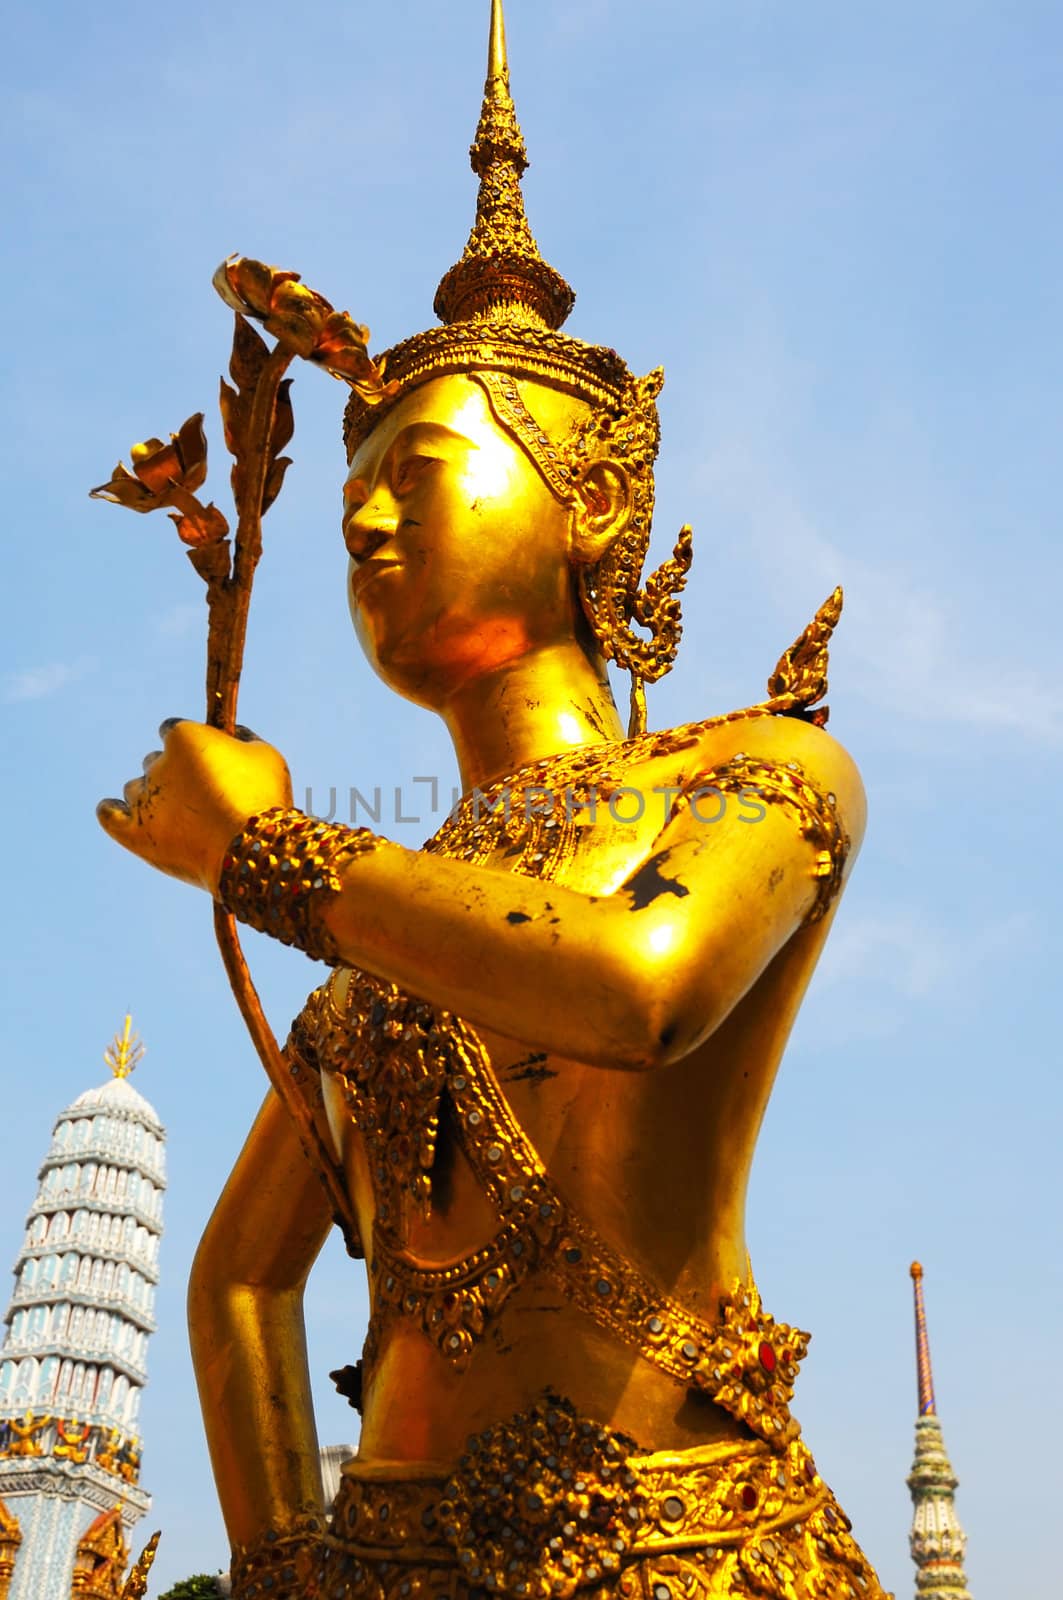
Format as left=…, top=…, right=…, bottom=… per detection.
left=89, top=461, right=159, bottom=512
left=167, top=502, right=230, bottom=547
left=261, top=455, right=292, bottom=514
left=218, top=376, right=241, bottom=456
left=229, top=314, right=270, bottom=391
left=269, top=379, right=295, bottom=458
left=767, top=586, right=844, bottom=724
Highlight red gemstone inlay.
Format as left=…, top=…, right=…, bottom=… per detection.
left=758, top=1341, right=777, bottom=1373
left=740, top=1485, right=757, bottom=1510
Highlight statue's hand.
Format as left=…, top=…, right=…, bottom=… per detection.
left=97, top=719, right=293, bottom=893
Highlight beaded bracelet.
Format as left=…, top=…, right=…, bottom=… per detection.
left=229, top=1513, right=326, bottom=1600
left=218, top=807, right=382, bottom=965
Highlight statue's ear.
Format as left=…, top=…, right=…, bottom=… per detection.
left=569, top=459, right=633, bottom=566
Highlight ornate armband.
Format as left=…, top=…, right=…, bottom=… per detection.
left=218, top=807, right=381, bottom=965
left=673, top=755, right=850, bottom=925
left=229, top=1513, right=325, bottom=1600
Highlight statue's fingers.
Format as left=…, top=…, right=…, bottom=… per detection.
left=234, top=724, right=260, bottom=742
left=159, top=715, right=187, bottom=741
left=122, top=774, right=147, bottom=808
left=96, top=797, right=132, bottom=844
left=142, top=750, right=163, bottom=774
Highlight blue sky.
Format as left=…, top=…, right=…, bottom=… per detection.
left=2, top=1, right=1060, bottom=1593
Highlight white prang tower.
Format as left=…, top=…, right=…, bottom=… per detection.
left=907, top=1262, right=973, bottom=1600
left=0, top=1018, right=165, bottom=1600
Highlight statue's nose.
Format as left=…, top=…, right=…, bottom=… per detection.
left=344, top=481, right=402, bottom=557
left=344, top=515, right=395, bottom=560
left=343, top=471, right=399, bottom=558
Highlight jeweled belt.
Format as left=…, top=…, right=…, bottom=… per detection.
left=322, top=1397, right=833, bottom=1599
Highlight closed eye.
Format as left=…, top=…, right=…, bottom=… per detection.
left=392, top=453, right=437, bottom=494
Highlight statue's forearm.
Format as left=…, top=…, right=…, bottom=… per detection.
left=189, top=1279, right=323, bottom=1542
left=320, top=813, right=822, bottom=1069
left=188, top=1091, right=333, bottom=1546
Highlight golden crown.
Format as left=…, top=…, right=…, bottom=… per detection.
left=343, top=0, right=640, bottom=459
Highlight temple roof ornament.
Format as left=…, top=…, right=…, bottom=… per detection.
left=0, top=1496, right=21, bottom=1600
left=71, top=1504, right=128, bottom=1598
left=907, top=1263, right=973, bottom=1600
left=103, top=1017, right=144, bottom=1083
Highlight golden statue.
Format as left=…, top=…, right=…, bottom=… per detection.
left=53, top=1417, right=93, bottom=1465
left=95, top=1427, right=123, bottom=1476
left=95, top=4, right=889, bottom=1595
left=116, top=1435, right=142, bottom=1485
left=5, top=1412, right=51, bottom=1459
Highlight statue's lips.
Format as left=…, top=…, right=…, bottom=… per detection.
left=351, top=557, right=402, bottom=596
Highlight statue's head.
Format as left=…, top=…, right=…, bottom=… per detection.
left=342, top=0, right=691, bottom=732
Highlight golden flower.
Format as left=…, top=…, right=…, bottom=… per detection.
left=214, top=256, right=332, bottom=357
left=92, top=414, right=208, bottom=510
left=90, top=413, right=229, bottom=547
left=214, top=255, right=399, bottom=403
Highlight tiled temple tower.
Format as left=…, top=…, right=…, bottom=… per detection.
left=0, top=1018, right=164, bottom=1600
left=907, top=1263, right=973, bottom=1600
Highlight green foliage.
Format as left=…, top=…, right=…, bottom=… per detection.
left=157, top=1576, right=222, bottom=1599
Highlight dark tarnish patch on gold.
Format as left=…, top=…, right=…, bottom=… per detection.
left=503, top=1052, right=557, bottom=1084
left=623, top=851, right=691, bottom=911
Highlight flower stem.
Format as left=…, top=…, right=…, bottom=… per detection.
left=207, top=324, right=360, bottom=1254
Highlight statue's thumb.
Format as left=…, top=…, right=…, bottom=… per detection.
left=96, top=797, right=133, bottom=844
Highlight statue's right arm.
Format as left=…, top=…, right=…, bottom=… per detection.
left=187, top=1085, right=334, bottom=1549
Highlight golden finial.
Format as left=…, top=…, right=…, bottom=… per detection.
left=104, top=1014, right=146, bottom=1081
left=488, top=0, right=507, bottom=82
left=434, top=0, right=575, bottom=330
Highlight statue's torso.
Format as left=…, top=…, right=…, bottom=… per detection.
left=299, top=711, right=840, bottom=1465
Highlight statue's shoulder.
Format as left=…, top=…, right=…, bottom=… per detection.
left=640, top=585, right=866, bottom=843
left=649, top=709, right=862, bottom=814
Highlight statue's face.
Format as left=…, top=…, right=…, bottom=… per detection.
left=343, top=373, right=588, bottom=706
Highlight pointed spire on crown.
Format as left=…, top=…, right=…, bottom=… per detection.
left=434, top=0, right=575, bottom=330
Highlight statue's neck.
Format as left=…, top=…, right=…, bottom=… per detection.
left=442, top=640, right=625, bottom=793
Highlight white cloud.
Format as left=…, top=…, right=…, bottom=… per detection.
left=815, top=909, right=952, bottom=999
left=805, top=905, right=1032, bottom=1040
left=154, top=602, right=203, bottom=640
left=4, top=658, right=94, bottom=704
left=691, top=360, right=1061, bottom=747
left=755, top=509, right=1059, bottom=744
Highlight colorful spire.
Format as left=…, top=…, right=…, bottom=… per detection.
left=906, top=1265, right=973, bottom=1599
left=911, top=1262, right=937, bottom=1416
left=104, top=1015, right=145, bottom=1081
left=434, top=0, right=575, bottom=330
